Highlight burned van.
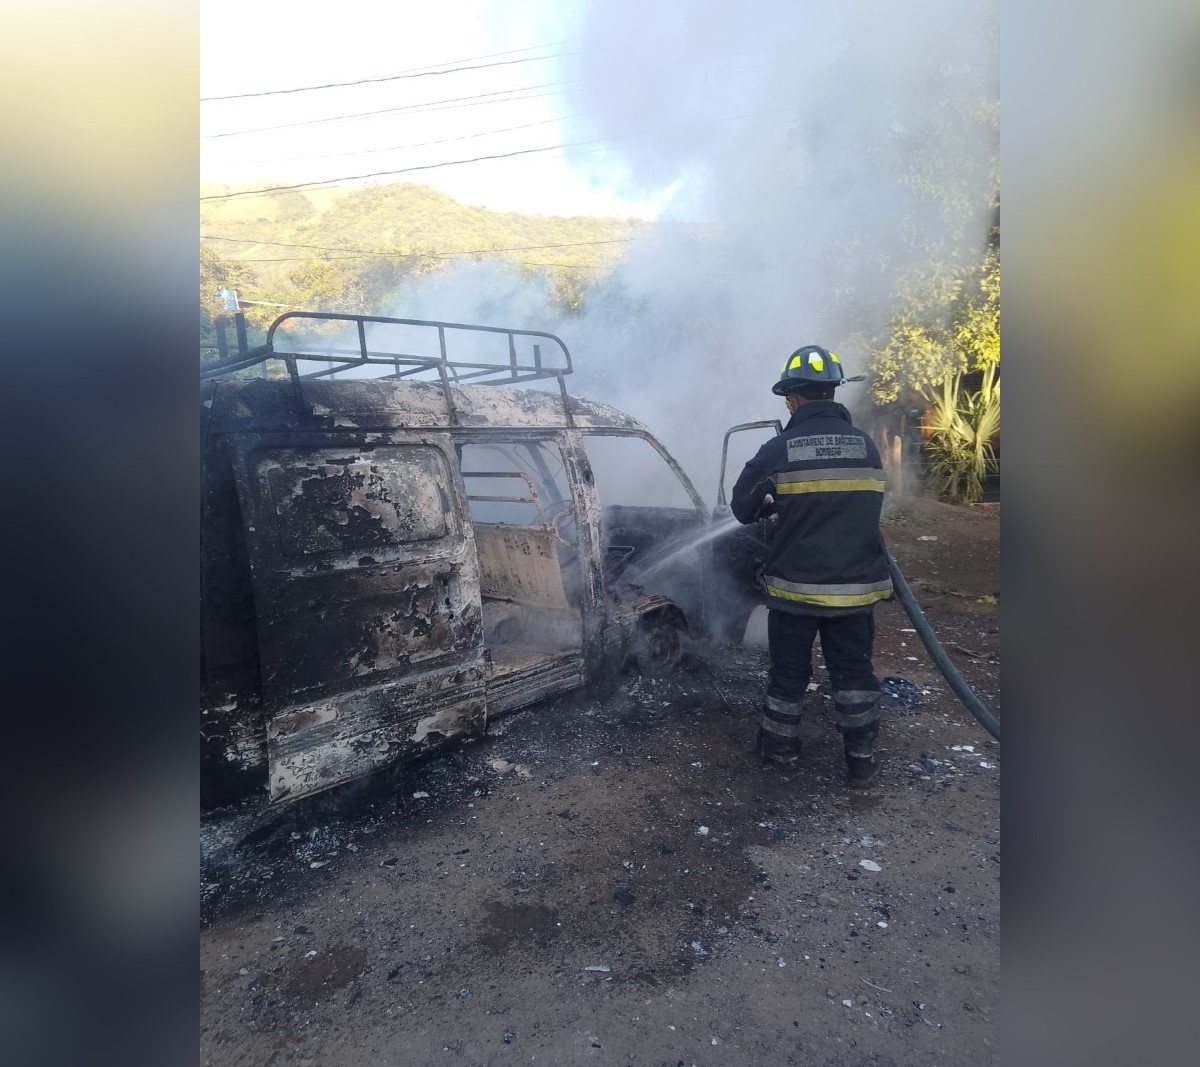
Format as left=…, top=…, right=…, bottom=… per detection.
left=201, top=312, right=770, bottom=809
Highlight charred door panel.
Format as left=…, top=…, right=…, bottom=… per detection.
left=252, top=560, right=479, bottom=695
left=265, top=659, right=488, bottom=803
left=230, top=433, right=487, bottom=802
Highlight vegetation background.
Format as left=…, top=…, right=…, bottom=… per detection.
left=200, top=182, right=640, bottom=344
left=201, top=176, right=998, bottom=502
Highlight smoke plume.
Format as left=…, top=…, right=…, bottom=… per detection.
left=384, top=0, right=999, bottom=501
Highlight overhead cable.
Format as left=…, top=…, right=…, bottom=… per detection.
left=204, top=53, right=775, bottom=138
left=199, top=140, right=613, bottom=201
left=201, top=50, right=578, bottom=101
left=202, top=20, right=800, bottom=105
left=204, top=82, right=576, bottom=139
left=201, top=235, right=644, bottom=257
left=201, top=103, right=796, bottom=202
left=242, top=115, right=568, bottom=165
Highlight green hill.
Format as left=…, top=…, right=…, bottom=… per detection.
left=200, top=182, right=645, bottom=347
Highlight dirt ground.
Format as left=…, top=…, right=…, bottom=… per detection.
left=200, top=498, right=999, bottom=1066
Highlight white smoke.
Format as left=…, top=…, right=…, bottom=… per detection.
left=383, top=0, right=998, bottom=502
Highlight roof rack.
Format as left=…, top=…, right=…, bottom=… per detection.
left=200, top=311, right=576, bottom=426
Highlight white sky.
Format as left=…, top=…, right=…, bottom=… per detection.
left=200, top=0, right=676, bottom=219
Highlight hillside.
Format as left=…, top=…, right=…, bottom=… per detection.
left=200, top=182, right=645, bottom=343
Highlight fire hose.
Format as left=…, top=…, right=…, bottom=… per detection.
left=886, top=550, right=1001, bottom=742
left=752, top=500, right=999, bottom=742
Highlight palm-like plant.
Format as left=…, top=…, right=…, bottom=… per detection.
left=923, top=364, right=999, bottom=504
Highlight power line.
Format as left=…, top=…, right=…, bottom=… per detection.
left=201, top=39, right=574, bottom=100
left=200, top=103, right=796, bottom=203
left=204, top=49, right=777, bottom=139
left=201, top=21, right=801, bottom=106
left=242, top=115, right=569, bottom=165
left=204, top=81, right=576, bottom=139
left=199, top=140, right=614, bottom=201
left=201, top=235, right=644, bottom=258
left=238, top=97, right=784, bottom=167
left=222, top=256, right=612, bottom=269
left=201, top=50, right=579, bottom=101
left=235, top=82, right=795, bottom=168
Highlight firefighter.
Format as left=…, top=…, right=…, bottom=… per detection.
left=730, top=345, right=892, bottom=786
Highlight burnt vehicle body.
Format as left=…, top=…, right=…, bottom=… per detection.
left=201, top=312, right=769, bottom=809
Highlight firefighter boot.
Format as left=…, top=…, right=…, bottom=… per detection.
left=757, top=696, right=803, bottom=766
left=833, top=690, right=883, bottom=788
left=841, top=720, right=880, bottom=787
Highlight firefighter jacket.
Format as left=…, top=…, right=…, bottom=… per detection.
left=730, top=401, right=892, bottom=615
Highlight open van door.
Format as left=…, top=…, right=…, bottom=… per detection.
left=714, top=420, right=782, bottom=517
left=229, top=432, right=487, bottom=802
left=706, top=420, right=782, bottom=643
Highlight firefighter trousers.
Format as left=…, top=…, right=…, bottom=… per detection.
left=766, top=609, right=881, bottom=721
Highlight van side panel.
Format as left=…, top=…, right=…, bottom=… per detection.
left=267, top=660, right=488, bottom=802
left=233, top=439, right=483, bottom=708
left=200, top=418, right=268, bottom=808
left=228, top=431, right=489, bottom=803
left=201, top=434, right=263, bottom=695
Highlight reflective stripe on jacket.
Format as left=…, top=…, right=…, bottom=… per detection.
left=730, top=400, right=892, bottom=615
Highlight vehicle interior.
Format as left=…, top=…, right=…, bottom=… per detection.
left=458, top=439, right=584, bottom=686
left=579, top=431, right=707, bottom=621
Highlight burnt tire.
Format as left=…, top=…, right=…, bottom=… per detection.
left=633, top=615, right=683, bottom=676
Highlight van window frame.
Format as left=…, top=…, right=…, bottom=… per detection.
left=577, top=428, right=706, bottom=516
left=457, top=436, right=576, bottom=532
left=451, top=426, right=601, bottom=652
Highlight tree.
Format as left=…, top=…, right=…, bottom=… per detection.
left=869, top=235, right=999, bottom=406
left=868, top=217, right=1000, bottom=504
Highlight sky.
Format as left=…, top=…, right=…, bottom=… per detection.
left=201, top=0, right=679, bottom=218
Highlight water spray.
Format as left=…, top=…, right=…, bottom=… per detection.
left=631, top=514, right=743, bottom=582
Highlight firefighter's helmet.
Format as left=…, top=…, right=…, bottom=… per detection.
left=771, top=344, right=864, bottom=396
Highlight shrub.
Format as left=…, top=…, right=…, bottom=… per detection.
left=924, top=364, right=999, bottom=504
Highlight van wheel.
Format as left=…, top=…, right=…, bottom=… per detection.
left=634, top=615, right=683, bottom=676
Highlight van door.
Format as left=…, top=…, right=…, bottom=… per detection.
left=229, top=432, right=487, bottom=802
left=458, top=436, right=588, bottom=714
left=708, top=420, right=781, bottom=642
left=578, top=430, right=708, bottom=635
left=714, top=420, right=782, bottom=515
